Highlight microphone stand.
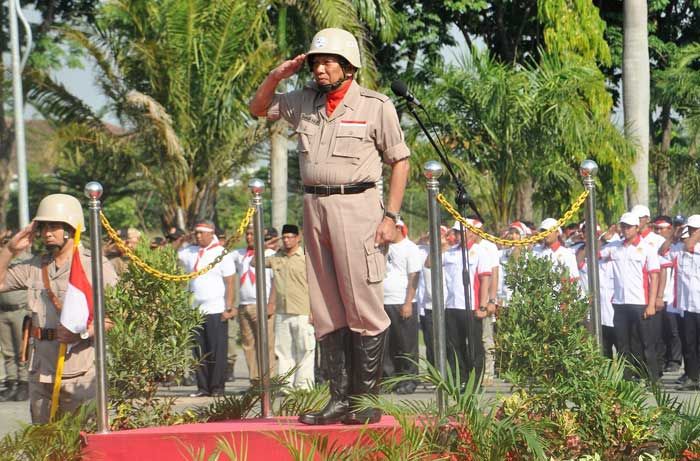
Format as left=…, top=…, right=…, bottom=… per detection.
left=403, top=101, right=481, bottom=379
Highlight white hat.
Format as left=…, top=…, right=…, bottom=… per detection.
left=509, top=221, right=529, bottom=237
left=687, top=214, right=700, bottom=228
left=681, top=226, right=690, bottom=239
left=619, top=212, right=640, bottom=226
left=630, top=204, right=651, bottom=219
left=465, top=218, right=483, bottom=229
left=538, top=218, right=560, bottom=233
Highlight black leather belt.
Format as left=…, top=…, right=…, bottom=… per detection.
left=31, top=327, right=56, bottom=341
left=0, top=303, right=27, bottom=312
left=303, top=182, right=375, bottom=196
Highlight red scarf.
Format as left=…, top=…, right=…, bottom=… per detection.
left=240, top=248, right=255, bottom=286
left=326, top=80, right=352, bottom=116
left=194, top=239, right=222, bottom=271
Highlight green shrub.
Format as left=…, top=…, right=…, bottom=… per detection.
left=495, top=254, right=662, bottom=459
left=105, top=242, right=201, bottom=427
left=0, top=403, right=94, bottom=461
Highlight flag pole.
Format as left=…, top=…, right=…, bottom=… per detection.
left=49, top=225, right=82, bottom=422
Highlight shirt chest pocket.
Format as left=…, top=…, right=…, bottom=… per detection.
left=332, top=124, right=367, bottom=164
left=295, top=120, right=318, bottom=154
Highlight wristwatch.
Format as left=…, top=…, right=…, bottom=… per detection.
left=384, top=210, right=401, bottom=222
left=80, top=329, right=90, bottom=340
left=487, top=298, right=497, bottom=305
left=479, top=305, right=488, bottom=312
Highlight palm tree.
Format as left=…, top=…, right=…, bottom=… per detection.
left=622, top=0, right=651, bottom=208
left=420, top=48, right=632, bottom=229
left=28, top=0, right=276, bottom=227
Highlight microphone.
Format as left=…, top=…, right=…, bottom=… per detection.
left=391, top=80, right=422, bottom=107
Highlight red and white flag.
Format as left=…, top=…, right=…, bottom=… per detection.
left=60, top=227, right=93, bottom=334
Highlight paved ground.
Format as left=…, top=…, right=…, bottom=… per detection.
left=1, top=362, right=698, bottom=439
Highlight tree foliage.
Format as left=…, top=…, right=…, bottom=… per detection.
left=27, top=0, right=276, bottom=227
left=414, top=48, right=632, bottom=228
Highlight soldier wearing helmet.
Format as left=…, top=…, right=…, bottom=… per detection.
left=250, top=28, right=411, bottom=426
left=0, top=194, right=117, bottom=423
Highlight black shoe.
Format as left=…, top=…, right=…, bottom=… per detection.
left=0, top=381, right=18, bottom=402
left=675, top=374, right=689, bottom=386
left=13, top=382, right=28, bottom=401
left=299, top=328, right=351, bottom=425
left=677, top=379, right=700, bottom=391
left=664, top=363, right=681, bottom=373
left=394, top=382, right=416, bottom=395
left=343, top=330, right=387, bottom=425
left=188, top=390, right=210, bottom=397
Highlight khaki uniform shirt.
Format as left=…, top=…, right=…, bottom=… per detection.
left=0, top=247, right=118, bottom=383
left=268, top=80, right=410, bottom=185
left=267, top=247, right=310, bottom=316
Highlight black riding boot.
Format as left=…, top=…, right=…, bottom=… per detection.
left=343, top=330, right=387, bottom=425
left=299, top=328, right=351, bottom=425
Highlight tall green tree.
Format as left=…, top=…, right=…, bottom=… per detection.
left=598, top=0, right=700, bottom=213
left=27, top=0, right=276, bottom=227
left=421, top=49, right=632, bottom=228
left=1, top=1, right=98, bottom=229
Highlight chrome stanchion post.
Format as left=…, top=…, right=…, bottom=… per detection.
left=580, top=160, right=602, bottom=351
left=424, top=161, right=447, bottom=415
left=84, top=182, right=109, bottom=433
left=249, top=179, right=271, bottom=418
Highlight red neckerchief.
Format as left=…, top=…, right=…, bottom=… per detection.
left=194, top=239, right=222, bottom=271
left=623, top=235, right=641, bottom=247
left=240, top=248, right=255, bottom=286
left=640, top=227, right=652, bottom=238
left=326, top=80, right=352, bottom=116
left=548, top=241, right=562, bottom=252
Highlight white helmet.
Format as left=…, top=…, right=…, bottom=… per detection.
left=306, top=28, right=362, bottom=69
left=33, top=194, right=84, bottom=231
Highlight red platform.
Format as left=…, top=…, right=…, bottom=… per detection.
left=83, top=416, right=401, bottom=461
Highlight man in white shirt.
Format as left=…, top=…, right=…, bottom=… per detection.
left=382, top=220, right=425, bottom=394
left=651, top=216, right=683, bottom=375
left=178, top=220, right=236, bottom=397
left=465, top=216, right=499, bottom=385
left=669, top=215, right=700, bottom=389
left=230, top=226, right=275, bottom=385
left=532, top=218, right=580, bottom=282
left=442, top=221, right=492, bottom=384
left=600, top=212, right=661, bottom=382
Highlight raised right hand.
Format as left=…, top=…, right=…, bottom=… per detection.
left=270, top=54, right=307, bottom=81
left=7, top=224, right=35, bottom=256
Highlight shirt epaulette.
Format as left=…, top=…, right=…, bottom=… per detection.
left=358, top=87, right=389, bottom=103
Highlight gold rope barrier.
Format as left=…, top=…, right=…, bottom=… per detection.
left=99, top=207, right=256, bottom=282
left=436, top=190, right=589, bottom=247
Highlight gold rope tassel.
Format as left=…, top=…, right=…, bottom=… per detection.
left=49, top=224, right=82, bottom=422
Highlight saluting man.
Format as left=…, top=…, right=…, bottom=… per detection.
left=0, top=194, right=117, bottom=423
left=249, top=28, right=410, bottom=425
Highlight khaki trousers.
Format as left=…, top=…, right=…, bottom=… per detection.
left=29, top=372, right=95, bottom=424
left=275, top=313, right=315, bottom=389
left=238, top=304, right=275, bottom=383
left=0, top=308, right=29, bottom=382
left=227, top=318, right=239, bottom=373
left=482, top=314, right=496, bottom=381
left=303, top=188, right=390, bottom=339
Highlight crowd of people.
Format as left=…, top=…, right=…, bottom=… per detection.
left=0, top=193, right=698, bottom=425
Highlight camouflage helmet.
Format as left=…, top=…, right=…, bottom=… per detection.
left=33, top=194, right=84, bottom=231
left=306, top=28, right=361, bottom=69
